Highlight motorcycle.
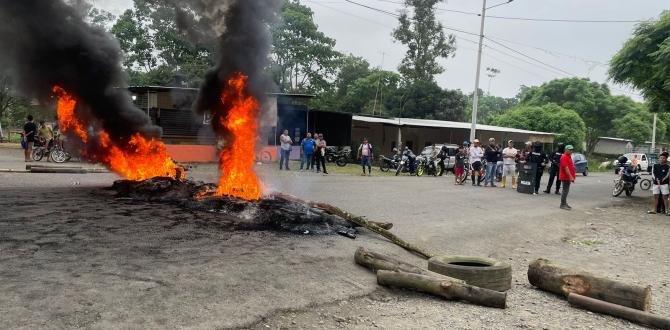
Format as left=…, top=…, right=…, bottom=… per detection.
left=334, top=148, right=352, bottom=167
left=395, top=154, right=415, bottom=176
left=379, top=152, right=400, bottom=172
left=416, top=155, right=444, bottom=177
left=613, top=163, right=649, bottom=197
left=324, top=146, right=338, bottom=163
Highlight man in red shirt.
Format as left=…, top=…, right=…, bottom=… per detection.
left=559, top=145, right=576, bottom=210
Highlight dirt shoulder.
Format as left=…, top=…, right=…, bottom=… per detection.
left=248, top=199, right=670, bottom=330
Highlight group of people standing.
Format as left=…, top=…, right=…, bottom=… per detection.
left=459, top=138, right=577, bottom=209
left=279, top=130, right=329, bottom=174
left=22, top=114, right=60, bottom=162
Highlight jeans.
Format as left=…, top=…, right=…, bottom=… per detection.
left=485, top=162, right=497, bottom=184
left=316, top=153, right=327, bottom=173
left=534, top=167, right=544, bottom=193
left=361, top=155, right=371, bottom=173
left=280, top=149, right=290, bottom=170
left=300, top=153, right=313, bottom=170
left=561, top=180, right=571, bottom=206
left=546, top=167, right=562, bottom=192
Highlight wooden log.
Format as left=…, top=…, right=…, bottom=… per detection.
left=354, top=247, right=464, bottom=284
left=528, top=258, right=651, bottom=311
left=274, top=193, right=434, bottom=259
left=568, top=293, right=670, bottom=330
left=377, top=270, right=506, bottom=309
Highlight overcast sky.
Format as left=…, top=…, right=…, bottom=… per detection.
left=94, top=0, right=668, bottom=101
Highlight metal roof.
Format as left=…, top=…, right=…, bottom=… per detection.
left=127, top=86, right=314, bottom=98
left=598, top=136, right=633, bottom=142
left=352, top=115, right=555, bottom=136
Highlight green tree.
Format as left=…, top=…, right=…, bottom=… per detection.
left=519, top=78, right=620, bottom=154
left=393, top=0, right=456, bottom=82
left=111, top=5, right=157, bottom=72
left=464, top=91, right=518, bottom=124
left=399, top=80, right=466, bottom=121
left=610, top=11, right=670, bottom=112
left=612, top=104, right=667, bottom=144
left=492, top=104, right=586, bottom=149
left=271, top=0, right=342, bottom=93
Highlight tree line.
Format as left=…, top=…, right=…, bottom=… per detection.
left=1, top=0, right=668, bottom=155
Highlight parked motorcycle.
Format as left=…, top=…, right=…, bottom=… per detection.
left=613, top=158, right=648, bottom=197
left=416, top=155, right=444, bottom=176
left=379, top=151, right=400, bottom=172
left=395, top=154, right=415, bottom=176
left=324, top=146, right=338, bottom=163
left=334, top=148, right=352, bottom=167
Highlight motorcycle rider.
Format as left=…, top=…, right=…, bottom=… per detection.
left=649, top=152, right=670, bottom=215
left=469, top=139, right=484, bottom=186
left=544, top=143, right=565, bottom=195
left=403, top=146, right=417, bottom=174
left=526, top=141, right=548, bottom=195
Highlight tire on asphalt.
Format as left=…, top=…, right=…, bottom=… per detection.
left=428, top=255, right=512, bottom=292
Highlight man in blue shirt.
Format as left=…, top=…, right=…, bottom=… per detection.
left=300, top=133, right=315, bottom=170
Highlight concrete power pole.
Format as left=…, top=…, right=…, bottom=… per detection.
left=469, top=0, right=514, bottom=142
left=470, top=0, right=487, bottom=142
left=652, top=113, right=657, bottom=152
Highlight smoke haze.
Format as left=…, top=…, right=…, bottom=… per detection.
left=0, top=0, right=161, bottom=142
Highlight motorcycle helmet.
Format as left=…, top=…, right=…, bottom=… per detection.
left=617, top=156, right=628, bottom=165
left=463, top=140, right=470, bottom=146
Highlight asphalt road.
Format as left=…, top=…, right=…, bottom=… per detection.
left=1, top=146, right=663, bottom=329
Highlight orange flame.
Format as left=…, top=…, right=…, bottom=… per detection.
left=214, top=74, right=262, bottom=200
left=53, top=86, right=177, bottom=181
left=53, top=86, right=88, bottom=143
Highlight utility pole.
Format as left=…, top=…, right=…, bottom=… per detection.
left=652, top=113, right=657, bottom=152
left=470, top=0, right=513, bottom=142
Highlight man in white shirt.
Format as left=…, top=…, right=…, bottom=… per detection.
left=357, top=138, right=374, bottom=176
left=279, top=129, right=292, bottom=170
left=469, top=139, right=484, bottom=186
left=501, top=140, right=518, bottom=189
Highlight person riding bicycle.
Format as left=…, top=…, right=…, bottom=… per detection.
left=469, top=139, right=484, bottom=186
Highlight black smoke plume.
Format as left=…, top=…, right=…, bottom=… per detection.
left=0, top=0, right=161, bottom=142
left=191, top=0, right=282, bottom=137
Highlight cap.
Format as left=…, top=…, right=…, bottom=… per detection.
left=565, top=145, right=574, bottom=150
left=508, top=140, right=513, bottom=144
left=473, top=139, right=480, bottom=143
left=525, top=141, right=532, bottom=146
left=489, top=138, right=495, bottom=142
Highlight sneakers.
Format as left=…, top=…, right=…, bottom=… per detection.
left=543, top=190, right=550, bottom=194
left=560, top=204, right=572, bottom=210
left=555, top=191, right=560, bottom=195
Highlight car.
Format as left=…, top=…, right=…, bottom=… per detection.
left=420, top=144, right=459, bottom=172
left=620, top=153, right=651, bottom=173
left=572, top=153, right=589, bottom=176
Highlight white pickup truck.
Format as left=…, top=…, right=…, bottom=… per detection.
left=621, top=153, right=651, bottom=173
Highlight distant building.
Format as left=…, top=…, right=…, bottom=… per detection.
left=127, top=86, right=352, bottom=147
left=352, top=115, right=556, bottom=155
left=593, top=137, right=634, bottom=156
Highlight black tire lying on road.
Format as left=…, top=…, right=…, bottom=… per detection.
left=427, top=255, right=512, bottom=292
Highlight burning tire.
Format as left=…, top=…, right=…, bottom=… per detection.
left=428, top=255, right=512, bottom=292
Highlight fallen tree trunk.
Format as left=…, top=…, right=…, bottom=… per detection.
left=274, top=193, right=434, bottom=259
left=528, top=258, right=651, bottom=311
left=568, top=293, right=670, bottom=330
left=377, top=270, right=506, bottom=309
left=354, top=247, right=464, bottom=283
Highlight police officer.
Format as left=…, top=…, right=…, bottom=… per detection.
left=544, top=143, right=564, bottom=195
left=526, top=141, right=548, bottom=195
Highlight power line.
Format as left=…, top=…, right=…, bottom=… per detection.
left=305, top=0, right=394, bottom=28
left=484, top=37, right=577, bottom=76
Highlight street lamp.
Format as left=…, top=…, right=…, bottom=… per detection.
left=469, top=0, right=514, bottom=142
